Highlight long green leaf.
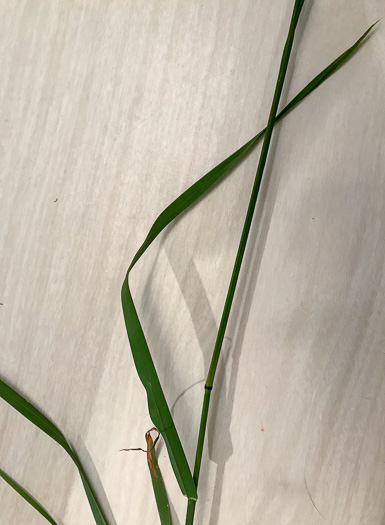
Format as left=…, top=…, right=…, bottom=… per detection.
left=146, top=431, right=172, bottom=525
left=0, top=377, right=111, bottom=525
left=121, top=281, right=197, bottom=500
left=0, top=468, right=59, bottom=525
left=126, top=22, right=377, bottom=272
left=121, top=22, right=376, bottom=499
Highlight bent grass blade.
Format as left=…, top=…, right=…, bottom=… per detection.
left=0, top=378, right=111, bottom=525
left=0, top=18, right=376, bottom=525
left=121, top=21, right=376, bottom=502
left=0, top=468, right=59, bottom=525
left=0, top=11, right=376, bottom=525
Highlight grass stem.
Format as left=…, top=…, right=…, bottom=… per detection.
left=185, top=1, right=306, bottom=522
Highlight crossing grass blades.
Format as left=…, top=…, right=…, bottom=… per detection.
left=0, top=2, right=378, bottom=524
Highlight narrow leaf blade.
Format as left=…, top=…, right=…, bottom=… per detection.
left=0, top=468, right=58, bottom=525
left=128, top=23, right=377, bottom=272
left=0, top=378, right=68, bottom=450
left=0, top=378, right=111, bottom=525
left=121, top=283, right=197, bottom=500
left=146, top=432, right=172, bottom=525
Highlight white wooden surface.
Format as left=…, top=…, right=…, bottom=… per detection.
left=1, top=1, right=384, bottom=524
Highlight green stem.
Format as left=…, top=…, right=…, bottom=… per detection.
left=185, top=498, right=197, bottom=524
left=185, top=389, right=211, bottom=524
left=185, top=1, right=306, bottom=523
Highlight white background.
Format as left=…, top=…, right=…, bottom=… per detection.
left=1, top=1, right=384, bottom=524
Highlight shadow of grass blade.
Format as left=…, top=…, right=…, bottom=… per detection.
left=121, top=21, right=375, bottom=500
left=0, top=468, right=58, bottom=525
left=0, top=378, right=111, bottom=525
left=146, top=432, right=172, bottom=525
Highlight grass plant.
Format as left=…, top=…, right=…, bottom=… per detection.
left=0, top=2, right=378, bottom=523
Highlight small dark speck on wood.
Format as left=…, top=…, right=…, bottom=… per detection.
left=54, top=198, right=58, bottom=203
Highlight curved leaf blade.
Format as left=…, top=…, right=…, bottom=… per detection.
left=128, top=22, right=377, bottom=273
left=0, top=378, right=111, bottom=525
left=121, top=22, right=376, bottom=499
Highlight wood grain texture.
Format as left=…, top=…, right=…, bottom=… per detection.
left=0, top=1, right=384, bottom=524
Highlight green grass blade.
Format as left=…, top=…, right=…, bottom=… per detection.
left=121, top=21, right=375, bottom=500
left=127, top=22, right=376, bottom=273
left=121, top=282, right=197, bottom=500
left=71, top=450, right=112, bottom=525
left=146, top=431, right=172, bottom=525
left=0, top=378, right=111, bottom=525
left=280, top=20, right=378, bottom=119
left=0, top=468, right=59, bottom=525
left=0, top=378, right=69, bottom=451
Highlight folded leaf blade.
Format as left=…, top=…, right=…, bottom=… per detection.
left=121, top=22, right=376, bottom=500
